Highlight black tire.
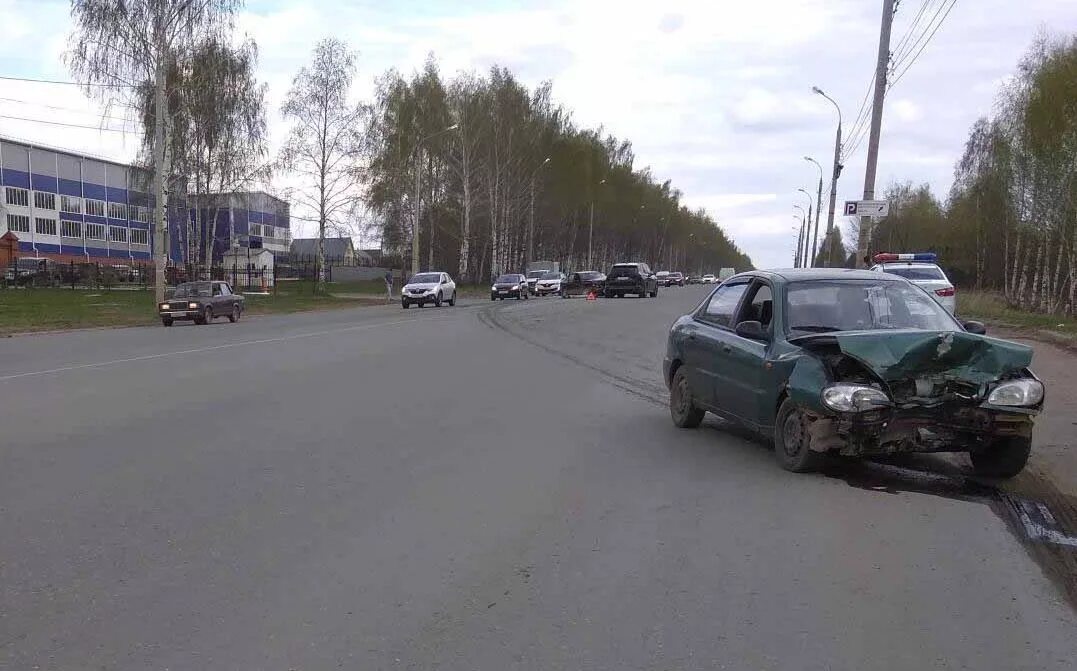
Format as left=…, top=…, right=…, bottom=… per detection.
left=491, top=295, right=496, bottom=301
left=402, top=299, right=410, bottom=309
left=774, top=398, right=823, bottom=473
left=419, top=301, right=425, bottom=308
left=669, top=367, right=705, bottom=429
left=202, top=306, right=213, bottom=325
left=434, top=292, right=442, bottom=307
left=228, top=304, right=240, bottom=323
left=970, top=436, right=1032, bottom=478
left=162, top=317, right=173, bottom=327
left=449, top=292, right=456, bottom=306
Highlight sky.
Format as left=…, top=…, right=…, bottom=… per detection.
left=1, top=0, right=1075, bottom=269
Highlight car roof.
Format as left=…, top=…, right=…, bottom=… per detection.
left=738, top=268, right=900, bottom=282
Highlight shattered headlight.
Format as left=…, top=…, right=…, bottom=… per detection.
left=821, top=384, right=891, bottom=412
left=987, top=379, right=1044, bottom=407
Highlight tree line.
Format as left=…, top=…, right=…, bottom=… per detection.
left=848, top=32, right=1077, bottom=315
left=65, top=3, right=751, bottom=293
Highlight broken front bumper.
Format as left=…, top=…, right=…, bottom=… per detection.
left=808, top=401, right=1038, bottom=457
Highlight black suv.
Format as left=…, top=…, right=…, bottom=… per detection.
left=604, top=262, right=658, bottom=298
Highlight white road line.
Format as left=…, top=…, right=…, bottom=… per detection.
left=0, top=314, right=456, bottom=382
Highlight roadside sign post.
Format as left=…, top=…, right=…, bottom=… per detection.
left=844, top=200, right=889, bottom=218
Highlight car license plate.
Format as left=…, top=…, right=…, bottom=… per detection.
left=499, top=291, right=508, bottom=295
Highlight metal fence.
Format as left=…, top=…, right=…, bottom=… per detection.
left=3, top=259, right=152, bottom=290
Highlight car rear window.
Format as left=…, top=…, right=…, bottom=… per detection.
left=882, top=265, right=945, bottom=281
left=609, top=265, right=639, bottom=278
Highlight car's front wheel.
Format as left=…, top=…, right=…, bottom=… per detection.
left=670, top=367, right=705, bottom=428
left=774, top=399, right=823, bottom=473
left=228, top=304, right=240, bottom=323
left=161, top=317, right=173, bottom=327
left=402, top=298, right=410, bottom=309
left=970, top=435, right=1031, bottom=478
left=449, top=292, right=456, bottom=306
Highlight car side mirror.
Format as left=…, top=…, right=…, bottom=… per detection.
left=735, top=320, right=769, bottom=341
left=963, top=320, right=987, bottom=335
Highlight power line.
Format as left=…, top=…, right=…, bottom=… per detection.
left=0, top=113, right=138, bottom=134
left=889, top=0, right=958, bottom=90
left=0, top=73, right=131, bottom=88
left=891, top=0, right=937, bottom=65
left=0, top=97, right=137, bottom=122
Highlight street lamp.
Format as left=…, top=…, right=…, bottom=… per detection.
left=527, top=156, right=552, bottom=266
left=588, top=178, right=606, bottom=269
left=796, top=190, right=813, bottom=268
left=411, top=123, right=460, bottom=276
left=804, top=156, right=823, bottom=267
left=813, top=86, right=843, bottom=266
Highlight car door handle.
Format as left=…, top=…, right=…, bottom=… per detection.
left=687, top=333, right=697, bottom=340
left=722, top=345, right=732, bottom=353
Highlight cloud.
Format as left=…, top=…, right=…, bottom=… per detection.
left=5, top=0, right=1077, bottom=269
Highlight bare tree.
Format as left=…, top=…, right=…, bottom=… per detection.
left=279, top=38, right=364, bottom=292
left=68, top=0, right=241, bottom=302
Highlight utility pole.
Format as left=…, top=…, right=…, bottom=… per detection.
left=794, top=221, right=804, bottom=267
left=151, top=24, right=168, bottom=303
left=806, top=159, right=823, bottom=268
left=412, top=147, right=422, bottom=276
left=856, top=0, right=895, bottom=268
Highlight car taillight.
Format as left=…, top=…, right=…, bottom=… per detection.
left=935, top=287, right=955, bottom=297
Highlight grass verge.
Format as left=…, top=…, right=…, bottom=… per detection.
left=958, top=290, right=1075, bottom=337
left=0, top=281, right=381, bottom=335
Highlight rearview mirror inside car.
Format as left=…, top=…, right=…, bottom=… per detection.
left=735, top=320, right=769, bottom=341
left=963, top=320, right=987, bottom=335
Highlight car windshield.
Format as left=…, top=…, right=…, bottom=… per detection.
left=17, top=259, right=45, bottom=270
left=881, top=265, right=946, bottom=281
left=526, top=271, right=546, bottom=279
left=172, top=282, right=212, bottom=298
left=409, top=273, right=441, bottom=284
left=541, top=271, right=561, bottom=280
left=786, top=280, right=959, bottom=336
left=495, top=274, right=518, bottom=283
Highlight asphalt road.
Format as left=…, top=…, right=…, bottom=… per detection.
left=2, top=287, right=1076, bottom=670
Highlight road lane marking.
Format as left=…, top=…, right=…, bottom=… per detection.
left=0, top=314, right=459, bottom=382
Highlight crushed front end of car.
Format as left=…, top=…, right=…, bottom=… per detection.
left=784, top=331, right=1043, bottom=473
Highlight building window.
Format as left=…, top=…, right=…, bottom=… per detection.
left=5, top=186, right=29, bottom=207
left=60, top=195, right=83, bottom=213
left=109, top=225, right=128, bottom=243
left=108, top=202, right=128, bottom=220
left=130, top=228, right=148, bottom=245
left=86, top=199, right=106, bottom=217
left=86, top=223, right=106, bottom=241
left=133, top=206, right=151, bottom=223
left=6, top=213, right=30, bottom=233
left=250, top=223, right=262, bottom=237
left=61, top=220, right=82, bottom=238
left=33, top=191, right=56, bottom=210
left=35, top=217, right=58, bottom=236
left=263, top=226, right=274, bottom=239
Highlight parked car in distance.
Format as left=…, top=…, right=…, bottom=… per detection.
left=869, top=252, right=956, bottom=313
left=668, top=272, right=685, bottom=286
left=524, top=270, right=548, bottom=294
left=5, top=257, right=51, bottom=285
left=159, top=281, right=244, bottom=326
left=402, top=271, right=457, bottom=308
left=656, top=271, right=672, bottom=287
left=701, top=273, right=717, bottom=284
left=604, top=262, right=658, bottom=298
left=534, top=271, right=566, bottom=296
left=686, top=275, right=702, bottom=285
left=664, top=269, right=1042, bottom=477
left=561, top=270, right=606, bottom=297
left=491, top=273, right=529, bottom=300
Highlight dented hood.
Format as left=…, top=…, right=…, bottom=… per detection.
left=796, top=330, right=1033, bottom=385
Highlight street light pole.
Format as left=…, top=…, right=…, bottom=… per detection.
left=804, top=157, right=824, bottom=267
left=411, top=124, right=459, bottom=277
left=527, top=157, right=551, bottom=267
left=796, top=192, right=812, bottom=268
left=793, top=205, right=807, bottom=268
left=812, top=86, right=843, bottom=267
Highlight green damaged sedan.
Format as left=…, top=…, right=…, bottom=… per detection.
left=663, top=269, right=1044, bottom=477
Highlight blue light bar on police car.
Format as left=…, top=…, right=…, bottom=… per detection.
left=872, top=252, right=938, bottom=263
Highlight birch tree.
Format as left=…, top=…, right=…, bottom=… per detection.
left=280, top=38, right=363, bottom=292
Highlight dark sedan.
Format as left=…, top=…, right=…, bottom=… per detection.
left=664, top=269, right=1043, bottom=477
left=560, top=270, right=606, bottom=297
left=491, top=273, right=530, bottom=300
left=159, top=281, right=244, bottom=326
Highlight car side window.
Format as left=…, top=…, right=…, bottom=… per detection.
left=699, top=281, right=750, bottom=328
left=737, top=282, right=774, bottom=330
left=219, top=283, right=231, bottom=296
left=212, top=284, right=223, bottom=296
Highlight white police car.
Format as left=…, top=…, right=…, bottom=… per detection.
left=869, top=253, right=956, bottom=314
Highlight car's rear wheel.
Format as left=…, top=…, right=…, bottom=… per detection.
left=161, top=317, right=173, bottom=327
left=774, top=399, right=823, bottom=473
left=670, top=367, right=705, bottom=429
left=970, top=435, right=1031, bottom=478
left=228, top=304, right=240, bottom=323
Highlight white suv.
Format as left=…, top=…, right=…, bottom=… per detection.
left=870, top=256, right=955, bottom=313
left=402, top=271, right=457, bottom=309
